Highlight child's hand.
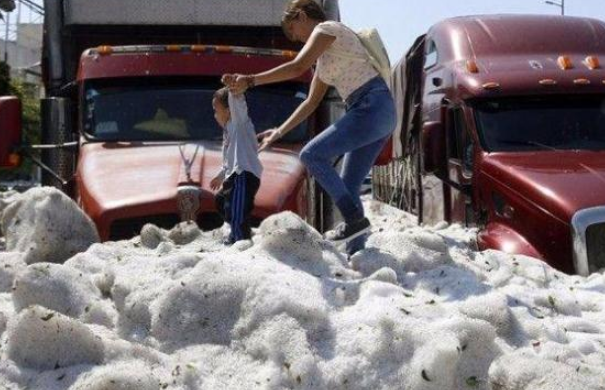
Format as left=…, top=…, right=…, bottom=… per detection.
left=210, top=176, right=224, bottom=190
left=258, top=129, right=281, bottom=152
left=226, top=75, right=250, bottom=95
left=221, top=74, right=236, bottom=87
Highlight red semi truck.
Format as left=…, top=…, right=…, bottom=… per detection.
left=375, top=15, right=605, bottom=275
left=0, top=0, right=351, bottom=240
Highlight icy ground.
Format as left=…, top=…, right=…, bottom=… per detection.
left=1, top=187, right=605, bottom=390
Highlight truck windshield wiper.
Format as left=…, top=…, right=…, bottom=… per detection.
left=496, top=139, right=559, bottom=151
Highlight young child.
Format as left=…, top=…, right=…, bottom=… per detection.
left=210, top=87, right=263, bottom=245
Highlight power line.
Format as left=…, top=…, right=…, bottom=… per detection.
left=16, top=0, right=42, bottom=15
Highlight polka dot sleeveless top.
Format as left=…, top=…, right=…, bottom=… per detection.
left=314, top=21, right=379, bottom=100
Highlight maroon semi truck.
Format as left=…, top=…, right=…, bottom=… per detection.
left=0, top=0, right=354, bottom=240
left=375, top=15, right=605, bottom=275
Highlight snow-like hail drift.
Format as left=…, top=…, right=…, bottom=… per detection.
left=1, top=187, right=605, bottom=389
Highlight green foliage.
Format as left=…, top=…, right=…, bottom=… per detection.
left=10, top=78, right=41, bottom=145
left=0, top=61, right=10, bottom=95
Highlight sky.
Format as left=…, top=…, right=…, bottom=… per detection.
left=2, top=0, right=605, bottom=60
left=340, top=0, right=605, bottom=62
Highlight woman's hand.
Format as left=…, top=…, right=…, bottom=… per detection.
left=257, top=129, right=282, bottom=152
left=221, top=74, right=236, bottom=87
left=221, top=74, right=252, bottom=95
left=233, top=74, right=253, bottom=94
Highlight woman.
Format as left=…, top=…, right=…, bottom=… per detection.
left=223, top=0, right=395, bottom=253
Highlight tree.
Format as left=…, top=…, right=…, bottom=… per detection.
left=0, top=61, right=11, bottom=95
left=0, top=0, right=16, bottom=13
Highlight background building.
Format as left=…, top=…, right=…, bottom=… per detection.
left=0, top=0, right=42, bottom=86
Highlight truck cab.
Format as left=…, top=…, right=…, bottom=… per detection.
left=386, top=15, right=605, bottom=275
left=0, top=0, right=345, bottom=240
left=76, top=45, right=318, bottom=240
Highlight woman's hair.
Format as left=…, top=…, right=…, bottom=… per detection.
left=282, top=0, right=327, bottom=24
left=214, top=87, right=229, bottom=108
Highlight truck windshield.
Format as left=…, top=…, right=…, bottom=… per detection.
left=474, top=95, right=605, bottom=152
left=82, top=79, right=309, bottom=143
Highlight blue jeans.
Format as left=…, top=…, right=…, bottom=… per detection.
left=300, top=76, right=396, bottom=253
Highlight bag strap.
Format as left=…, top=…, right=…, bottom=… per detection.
left=321, top=22, right=371, bottom=63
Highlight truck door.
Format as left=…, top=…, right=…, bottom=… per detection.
left=446, top=106, right=475, bottom=226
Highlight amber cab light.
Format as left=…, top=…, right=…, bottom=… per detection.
left=585, top=56, right=600, bottom=70
left=166, top=45, right=182, bottom=52
left=482, top=82, right=500, bottom=90
left=191, top=45, right=206, bottom=52
left=8, top=153, right=20, bottom=167
left=281, top=50, right=297, bottom=59
left=215, top=46, right=232, bottom=53
left=539, top=79, right=557, bottom=85
left=557, top=55, right=573, bottom=70
left=97, top=45, right=113, bottom=55
left=466, top=60, right=479, bottom=73
left=1, top=152, right=21, bottom=168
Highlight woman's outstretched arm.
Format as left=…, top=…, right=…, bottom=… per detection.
left=259, top=74, right=329, bottom=151
left=225, top=31, right=335, bottom=93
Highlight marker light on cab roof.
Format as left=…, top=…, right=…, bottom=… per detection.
left=97, top=45, right=113, bottom=55
left=585, top=56, right=600, bottom=70
left=466, top=60, right=479, bottom=73
left=557, top=55, right=573, bottom=70
left=281, top=50, right=297, bottom=59
left=482, top=82, right=500, bottom=90
left=539, top=78, right=557, bottom=86
left=166, top=45, right=182, bottom=52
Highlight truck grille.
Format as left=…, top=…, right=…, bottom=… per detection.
left=586, top=223, right=605, bottom=272
left=109, top=213, right=224, bottom=241
left=109, top=214, right=181, bottom=241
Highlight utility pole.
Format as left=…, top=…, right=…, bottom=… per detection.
left=545, top=0, right=565, bottom=15
left=3, top=10, right=9, bottom=62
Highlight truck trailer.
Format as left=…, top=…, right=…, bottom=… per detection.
left=0, top=0, right=354, bottom=241
left=376, top=15, right=605, bottom=275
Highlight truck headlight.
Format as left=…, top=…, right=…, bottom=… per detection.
left=571, top=206, right=605, bottom=276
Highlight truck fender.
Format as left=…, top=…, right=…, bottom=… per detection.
left=477, top=222, right=543, bottom=260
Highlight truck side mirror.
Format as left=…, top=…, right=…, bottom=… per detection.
left=422, top=121, right=445, bottom=174
left=0, top=96, right=22, bottom=169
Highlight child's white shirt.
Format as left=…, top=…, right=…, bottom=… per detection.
left=218, top=92, right=263, bottom=180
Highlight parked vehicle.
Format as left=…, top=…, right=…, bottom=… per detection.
left=374, top=15, right=605, bottom=275
left=0, top=0, right=357, bottom=240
